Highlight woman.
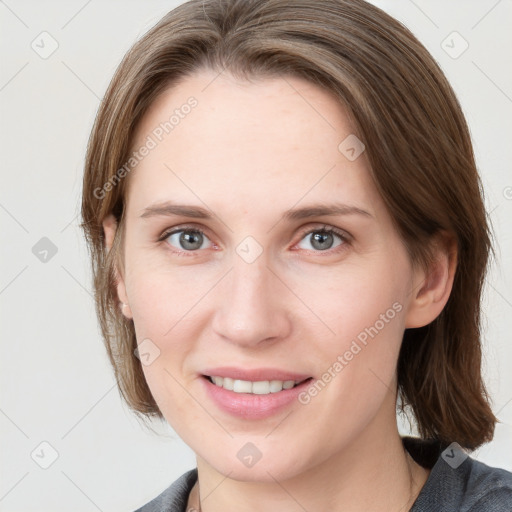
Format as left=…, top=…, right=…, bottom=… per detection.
left=80, top=0, right=512, bottom=510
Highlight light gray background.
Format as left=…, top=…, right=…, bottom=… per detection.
left=1, top=1, right=511, bottom=511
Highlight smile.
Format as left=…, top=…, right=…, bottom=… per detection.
left=201, top=372, right=315, bottom=419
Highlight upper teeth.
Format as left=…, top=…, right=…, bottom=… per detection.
left=210, top=376, right=301, bottom=394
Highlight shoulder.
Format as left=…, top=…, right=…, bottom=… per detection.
left=462, top=458, right=512, bottom=511
left=405, top=438, right=512, bottom=511
left=133, top=468, right=198, bottom=512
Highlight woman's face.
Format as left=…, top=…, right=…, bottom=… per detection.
left=115, top=69, right=424, bottom=481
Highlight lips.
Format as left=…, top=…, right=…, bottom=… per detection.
left=201, top=366, right=312, bottom=382
left=199, top=366, right=315, bottom=418
left=201, top=371, right=314, bottom=419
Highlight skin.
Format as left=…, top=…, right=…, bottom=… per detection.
left=103, top=69, right=457, bottom=511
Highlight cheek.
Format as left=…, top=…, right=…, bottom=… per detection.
left=127, top=258, right=208, bottom=335
left=295, top=253, right=408, bottom=346
left=126, top=265, right=212, bottom=411
left=293, top=256, right=410, bottom=411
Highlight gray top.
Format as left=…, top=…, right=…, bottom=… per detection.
left=134, top=437, right=512, bottom=511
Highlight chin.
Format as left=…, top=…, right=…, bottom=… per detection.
left=216, top=461, right=304, bottom=483
left=198, top=441, right=316, bottom=483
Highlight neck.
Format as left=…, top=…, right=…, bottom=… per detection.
left=190, top=419, right=429, bottom=512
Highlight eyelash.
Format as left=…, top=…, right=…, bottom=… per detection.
left=157, top=224, right=351, bottom=257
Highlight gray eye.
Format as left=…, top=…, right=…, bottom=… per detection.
left=297, top=230, right=344, bottom=251
left=167, top=230, right=211, bottom=251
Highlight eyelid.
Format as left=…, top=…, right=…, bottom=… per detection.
left=157, top=222, right=351, bottom=255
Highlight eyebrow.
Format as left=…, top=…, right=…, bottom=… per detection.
left=140, top=201, right=373, bottom=221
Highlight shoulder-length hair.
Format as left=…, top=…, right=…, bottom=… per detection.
left=81, top=0, right=496, bottom=450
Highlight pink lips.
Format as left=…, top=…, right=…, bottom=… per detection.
left=202, top=366, right=311, bottom=382
left=200, top=367, right=314, bottom=420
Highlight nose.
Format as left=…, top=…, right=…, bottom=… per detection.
left=211, top=253, right=292, bottom=348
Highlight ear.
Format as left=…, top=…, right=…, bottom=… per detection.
left=404, top=231, right=457, bottom=328
left=103, top=213, right=133, bottom=320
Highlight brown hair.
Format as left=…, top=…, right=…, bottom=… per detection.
left=81, top=0, right=496, bottom=449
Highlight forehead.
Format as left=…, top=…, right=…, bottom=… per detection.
left=125, top=70, right=381, bottom=221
